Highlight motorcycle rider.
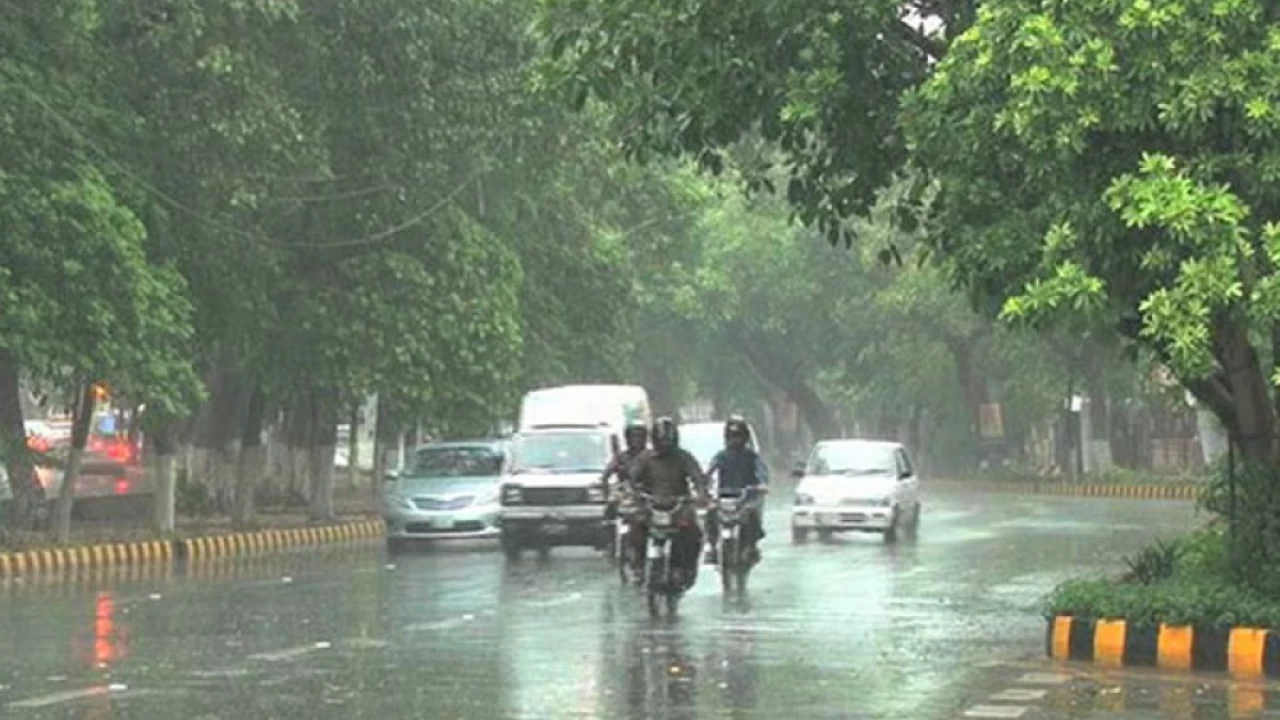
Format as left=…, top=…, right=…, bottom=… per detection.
left=629, top=417, right=709, bottom=590
left=704, top=417, right=769, bottom=564
left=602, top=422, right=649, bottom=565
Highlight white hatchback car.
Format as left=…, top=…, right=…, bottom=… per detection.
left=790, top=439, right=921, bottom=543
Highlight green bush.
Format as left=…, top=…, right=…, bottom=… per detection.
left=1047, top=524, right=1280, bottom=628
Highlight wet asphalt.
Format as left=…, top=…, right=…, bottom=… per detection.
left=2, top=486, right=1267, bottom=720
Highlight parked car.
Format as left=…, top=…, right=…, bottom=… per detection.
left=790, top=439, right=921, bottom=544
left=497, top=426, right=613, bottom=559
left=381, top=440, right=507, bottom=550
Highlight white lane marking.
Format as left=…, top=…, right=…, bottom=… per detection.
left=7, top=684, right=134, bottom=709
left=1016, top=672, right=1071, bottom=685
left=963, top=705, right=1028, bottom=719
left=248, top=641, right=331, bottom=662
left=525, top=592, right=583, bottom=608
left=405, top=616, right=474, bottom=632
left=990, top=689, right=1047, bottom=702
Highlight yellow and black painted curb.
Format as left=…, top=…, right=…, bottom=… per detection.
left=958, top=481, right=1199, bottom=501
left=0, top=519, right=385, bottom=578
left=178, top=519, right=383, bottom=560
left=1049, top=615, right=1280, bottom=677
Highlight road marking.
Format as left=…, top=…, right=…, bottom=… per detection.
left=405, top=616, right=473, bottom=632
left=1015, top=672, right=1072, bottom=685
left=963, top=705, right=1029, bottom=719
left=990, top=689, right=1048, bottom=702
left=7, top=685, right=129, bottom=708
left=248, top=642, right=331, bottom=662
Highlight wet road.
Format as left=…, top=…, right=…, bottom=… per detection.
left=0, top=487, right=1248, bottom=720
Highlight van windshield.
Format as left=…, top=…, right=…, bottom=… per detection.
left=511, top=432, right=609, bottom=474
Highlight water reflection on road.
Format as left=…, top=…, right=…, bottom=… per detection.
left=0, top=489, right=1216, bottom=719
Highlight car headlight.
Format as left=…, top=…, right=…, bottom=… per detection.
left=500, top=484, right=522, bottom=506
left=586, top=485, right=606, bottom=503
left=794, top=493, right=814, bottom=506
left=475, top=488, right=500, bottom=506
left=872, top=497, right=893, bottom=507
left=385, top=495, right=414, bottom=510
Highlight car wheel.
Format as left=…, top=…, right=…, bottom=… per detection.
left=791, top=526, right=809, bottom=543
left=883, top=511, right=899, bottom=544
left=908, top=503, right=921, bottom=538
left=500, top=533, right=522, bottom=561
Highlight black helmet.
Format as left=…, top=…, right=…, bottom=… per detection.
left=624, top=422, right=648, bottom=439
left=724, top=416, right=750, bottom=440
left=651, top=417, right=679, bottom=449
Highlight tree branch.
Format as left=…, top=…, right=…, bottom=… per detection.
left=894, top=19, right=948, bottom=61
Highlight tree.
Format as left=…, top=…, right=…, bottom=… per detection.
left=901, top=0, right=1280, bottom=461
left=533, top=0, right=948, bottom=243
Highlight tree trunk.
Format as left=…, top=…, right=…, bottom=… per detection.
left=52, top=382, right=96, bottom=544
left=372, top=395, right=397, bottom=491
left=346, top=404, right=361, bottom=490
left=308, top=394, right=338, bottom=521
left=727, top=324, right=838, bottom=440
left=232, top=386, right=266, bottom=529
left=284, top=404, right=312, bottom=501
left=151, top=420, right=177, bottom=533
left=0, top=351, right=41, bottom=528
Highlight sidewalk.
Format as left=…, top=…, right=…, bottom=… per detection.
left=963, top=660, right=1280, bottom=719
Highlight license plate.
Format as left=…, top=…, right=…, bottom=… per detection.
left=542, top=522, right=569, bottom=536
left=647, top=543, right=663, bottom=559
left=650, top=510, right=672, bottom=525
left=720, top=528, right=733, bottom=540
left=818, top=513, right=837, bottom=525
left=432, top=515, right=453, bottom=527
left=619, top=523, right=629, bottom=535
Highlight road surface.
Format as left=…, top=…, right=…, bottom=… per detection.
left=3, top=486, right=1263, bottom=719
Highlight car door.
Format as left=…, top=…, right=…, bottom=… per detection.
left=895, top=448, right=920, bottom=511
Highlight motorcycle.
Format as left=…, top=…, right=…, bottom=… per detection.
left=714, top=486, right=765, bottom=595
left=638, top=492, right=696, bottom=617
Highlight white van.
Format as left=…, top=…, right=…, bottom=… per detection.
left=517, top=385, right=652, bottom=437
left=499, top=384, right=652, bottom=559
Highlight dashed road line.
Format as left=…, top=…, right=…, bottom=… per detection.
left=963, top=705, right=1029, bottom=719
left=7, top=684, right=126, bottom=709
left=248, top=641, right=332, bottom=662
left=990, top=689, right=1047, bottom=702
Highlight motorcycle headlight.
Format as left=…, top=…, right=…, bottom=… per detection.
left=500, top=484, right=522, bottom=506
left=794, top=493, right=815, bottom=506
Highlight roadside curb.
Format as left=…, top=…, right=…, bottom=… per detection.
left=178, top=519, right=384, bottom=560
left=947, top=481, right=1199, bottom=501
left=1048, top=615, right=1280, bottom=677
left=0, top=519, right=385, bottom=578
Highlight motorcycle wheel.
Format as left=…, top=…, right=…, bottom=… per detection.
left=666, top=592, right=679, bottom=616
left=647, top=591, right=661, bottom=617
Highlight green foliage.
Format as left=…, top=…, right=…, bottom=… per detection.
left=1047, top=524, right=1280, bottom=629
left=1122, top=540, right=1181, bottom=585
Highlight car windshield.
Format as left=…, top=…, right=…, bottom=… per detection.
left=807, top=444, right=897, bottom=476
left=410, top=447, right=503, bottom=477
left=512, top=432, right=608, bottom=473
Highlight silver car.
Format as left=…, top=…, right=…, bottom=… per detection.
left=381, top=440, right=507, bottom=551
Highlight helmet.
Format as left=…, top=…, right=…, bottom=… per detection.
left=651, top=417, right=679, bottom=450
left=724, top=416, right=750, bottom=441
left=624, top=422, right=648, bottom=440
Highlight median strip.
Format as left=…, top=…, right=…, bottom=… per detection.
left=0, top=519, right=385, bottom=579
left=1047, top=615, right=1280, bottom=677
left=945, top=481, right=1199, bottom=501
